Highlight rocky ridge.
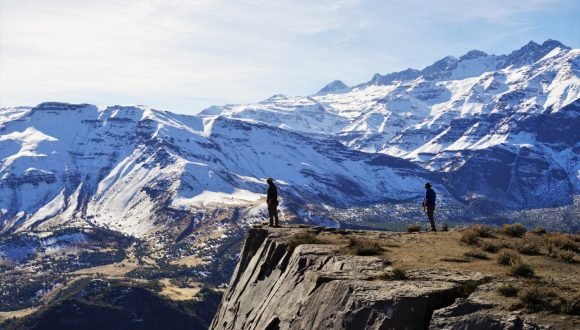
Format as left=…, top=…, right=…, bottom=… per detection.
left=211, top=226, right=566, bottom=329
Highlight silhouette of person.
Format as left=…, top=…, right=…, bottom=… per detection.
left=422, top=183, right=437, bottom=231
left=266, top=178, right=279, bottom=227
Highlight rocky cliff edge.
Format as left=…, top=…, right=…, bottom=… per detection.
left=211, top=225, right=578, bottom=329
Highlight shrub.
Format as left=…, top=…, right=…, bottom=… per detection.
left=546, top=234, right=578, bottom=252
left=481, top=241, right=500, bottom=253
left=461, top=280, right=479, bottom=296
left=561, top=294, right=580, bottom=315
left=497, top=283, right=519, bottom=297
left=497, top=250, right=522, bottom=266
left=516, top=286, right=562, bottom=313
left=515, top=237, right=542, bottom=255
left=391, top=268, right=407, bottom=280
left=348, top=237, right=383, bottom=256
left=287, top=232, right=324, bottom=250
left=441, top=223, right=449, bottom=232
left=502, top=223, right=527, bottom=237
left=471, top=224, right=496, bottom=238
left=380, top=267, right=407, bottom=280
left=464, top=249, right=489, bottom=260
left=407, top=224, right=421, bottom=233
left=508, top=262, right=535, bottom=277
left=460, top=230, right=481, bottom=246
left=498, top=240, right=514, bottom=250
left=558, top=250, right=576, bottom=263
left=532, top=227, right=547, bottom=235
left=460, top=225, right=497, bottom=246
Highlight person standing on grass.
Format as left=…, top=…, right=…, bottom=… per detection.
left=266, top=178, right=279, bottom=227
left=422, top=182, right=437, bottom=231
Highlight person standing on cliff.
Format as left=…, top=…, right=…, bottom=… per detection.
left=266, top=178, right=279, bottom=227
left=422, top=183, right=437, bottom=231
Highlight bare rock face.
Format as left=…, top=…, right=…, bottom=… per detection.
left=210, top=227, right=494, bottom=330
left=429, top=297, right=548, bottom=330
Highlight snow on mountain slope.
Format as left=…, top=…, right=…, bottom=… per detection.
left=1, top=40, right=577, bottom=239
left=201, top=40, right=580, bottom=210
left=0, top=103, right=437, bottom=237
left=201, top=94, right=349, bottom=135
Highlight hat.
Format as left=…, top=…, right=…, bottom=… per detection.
left=267, top=177, right=274, bottom=184
left=424, top=182, right=432, bottom=188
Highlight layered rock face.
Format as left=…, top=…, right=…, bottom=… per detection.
left=211, top=227, right=533, bottom=330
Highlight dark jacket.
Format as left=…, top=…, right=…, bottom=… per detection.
left=424, top=188, right=436, bottom=208
left=267, top=184, right=278, bottom=205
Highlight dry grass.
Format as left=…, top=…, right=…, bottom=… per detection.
left=497, top=240, right=515, bottom=250
left=508, top=262, right=535, bottom=277
left=0, top=307, right=39, bottom=323
left=497, top=249, right=522, bottom=266
left=562, top=293, right=580, bottom=315
left=358, top=228, right=580, bottom=326
left=379, top=267, right=407, bottom=280
left=471, top=224, right=496, bottom=238
left=481, top=241, right=500, bottom=253
left=461, top=280, right=480, bottom=296
left=502, top=223, right=527, bottom=237
left=440, top=257, right=471, bottom=263
left=545, top=233, right=578, bottom=252
left=407, top=224, right=421, bottom=233
left=543, top=233, right=578, bottom=263
left=460, top=230, right=481, bottom=246
left=532, top=227, right=547, bottom=235
left=515, top=237, right=543, bottom=255
left=497, top=283, right=519, bottom=297
left=548, top=248, right=576, bottom=263
left=158, top=278, right=201, bottom=301
left=287, top=232, right=326, bottom=250
left=171, top=256, right=207, bottom=267
left=459, top=225, right=497, bottom=246
left=347, top=237, right=383, bottom=256
left=557, top=250, right=576, bottom=263
left=464, top=249, right=490, bottom=260
left=514, top=286, right=564, bottom=313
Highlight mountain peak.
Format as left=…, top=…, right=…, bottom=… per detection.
left=524, top=40, right=541, bottom=48
left=316, top=80, right=349, bottom=95
left=32, top=102, right=95, bottom=112
left=541, top=39, right=568, bottom=50
left=459, top=50, right=488, bottom=61
left=367, top=68, right=421, bottom=86
left=420, top=55, right=459, bottom=79
left=263, top=94, right=288, bottom=102
left=502, top=39, right=570, bottom=68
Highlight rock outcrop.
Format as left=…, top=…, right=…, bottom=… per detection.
left=211, top=226, right=546, bottom=330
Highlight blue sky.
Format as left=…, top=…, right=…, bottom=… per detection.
left=1, top=0, right=579, bottom=114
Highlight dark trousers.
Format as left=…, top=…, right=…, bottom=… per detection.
left=268, top=203, right=279, bottom=226
left=426, top=206, right=436, bottom=231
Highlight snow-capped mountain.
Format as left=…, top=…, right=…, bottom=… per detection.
left=0, top=103, right=437, bottom=237
left=201, top=39, right=580, bottom=211
left=0, top=39, right=578, bottom=239
left=1, top=40, right=578, bottom=316
left=3, top=39, right=578, bottom=327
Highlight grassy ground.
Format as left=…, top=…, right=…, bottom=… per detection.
left=304, top=225, right=579, bottom=329
left=0, top=308, right=39, bottom=324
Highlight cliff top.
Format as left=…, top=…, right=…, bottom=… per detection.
left=213, top=224, right=579, bottom=329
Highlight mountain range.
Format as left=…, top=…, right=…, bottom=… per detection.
left=1, top=40, right=579, bottom=239
left=1, top=38, right=578, bottom=327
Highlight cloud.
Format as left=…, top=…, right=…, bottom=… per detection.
left=0, top=0, right=578, bottom=113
